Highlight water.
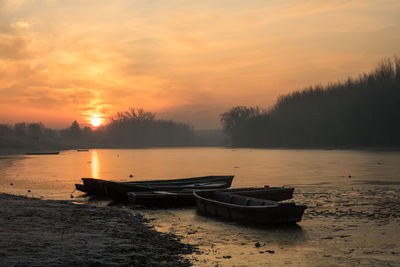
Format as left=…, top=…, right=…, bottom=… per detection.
left=1, top=148, right=399, bottom=199
left=1, top=148, right=400, bottom=266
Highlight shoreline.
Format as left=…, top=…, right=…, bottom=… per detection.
left=2, top=144, right=400, bottom=158
left=0, top=193, right=195, bottom=266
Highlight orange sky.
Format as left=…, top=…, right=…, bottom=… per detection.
left=0, top=0, right=399, bottom=129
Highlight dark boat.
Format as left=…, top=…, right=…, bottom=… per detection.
left=127, top=186, right=294, bottom=207
left=77, top=149, right=89, bottom=152
left=26, top=152, right=59, bottom=155
left=105, top=176, right=234, bottom=201
left=231, top=186, right=294, bottom=201
left=74, top=183, right=87, bottom=193
left=76, top=176, right=234, bottom=197
left=194, top=190, right=306, bottom=224
left=77, top=178, right=110, bottom=196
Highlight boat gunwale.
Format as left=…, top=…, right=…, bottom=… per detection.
left=81, top=175, right=234, bottom=187
left=127, top=186, right=294, bottom=199
left=193, top=191, right=286, bottom=210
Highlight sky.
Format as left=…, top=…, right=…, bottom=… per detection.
left=0, top=0, right=399, bottom=129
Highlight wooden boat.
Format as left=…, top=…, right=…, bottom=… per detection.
left=194, top=190, right=306, bottom=224
left=76, top=176, right=234, bottom=197
left=77, top=149, right=89, bottom=152
left=232, top=186, right=294, bottom=201
left=26, top=152, right=59, bottom=155
left=105, top=177, right=234, bottom=201
left=127, top=186, right=294, bottom=207
left=77, top=178, right=112, bottom=196
left=74, top=183, right=87, bottom=193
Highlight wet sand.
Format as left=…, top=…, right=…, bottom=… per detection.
left=141, top=181, right=400, bottom=266
left=0, top=193, right=194, bottom=266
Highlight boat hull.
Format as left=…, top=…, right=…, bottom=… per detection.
left=78, top=176, right=234, bottom=199
left=75, top=184, right=87, bottom=193
left=128, top=186, right=294, bottom=207
left=106, top=176, right=234, bottom=201
left=194, top=191, right=306, bottom=225
left=26, top=152, right=59, bottom=155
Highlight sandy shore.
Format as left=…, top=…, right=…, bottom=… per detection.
left=0, top=193, right=194, bottom=266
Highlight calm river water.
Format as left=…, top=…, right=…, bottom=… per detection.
left=1, top=148, right=400, bottom=266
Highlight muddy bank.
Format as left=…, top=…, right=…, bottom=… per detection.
left=142, top=181, right=400, bottom=266
left=0, top=193, right=194, bottom=266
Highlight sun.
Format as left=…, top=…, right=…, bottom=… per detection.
left=90, top=117, right=102, bottom=127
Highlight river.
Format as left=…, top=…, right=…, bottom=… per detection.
left=1, top=148, right=399, bottom=266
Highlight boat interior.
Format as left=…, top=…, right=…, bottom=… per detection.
left=204, top=191, right=279, bottom=207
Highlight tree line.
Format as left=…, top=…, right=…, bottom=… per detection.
left=104, top=108, right=194, bottom=147
left=221, top=57, right=400, bottom=147
left=0, top=108, right=195, bottom=150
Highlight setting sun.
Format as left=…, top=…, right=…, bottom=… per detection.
left=90, top=117, right=102, bottom=127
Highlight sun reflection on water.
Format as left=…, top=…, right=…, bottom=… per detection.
left=91, top=150, right=100, bottom=178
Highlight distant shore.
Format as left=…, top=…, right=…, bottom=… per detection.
left=0, top=193, right=194, bottom=266
left=2, top=145, right=400, bottom=158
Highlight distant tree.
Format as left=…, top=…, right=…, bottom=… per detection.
left=106, top=107, right=194, bottom=147
left=220, top=106, right=261, bottom=145
left=0, top=124, right=12, bottom=137
left=220, top=57, right=400, bottom=147
left=114, top=108, right=155, bottom=123
left=14, top=123, right=26, bottom=137
left=43, top=128, right=57, bottom=140
left=69, top=121, right=81, bottom=139
left=28, top=123, right=43, bottom=140
left=82, top=126, right=93, bottom=141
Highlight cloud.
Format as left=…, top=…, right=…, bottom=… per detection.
left=11, top=20, right=30, bottom=30
left=0, top=33, right=32, bottom=59
left=0, top=0, right=399, bottom=128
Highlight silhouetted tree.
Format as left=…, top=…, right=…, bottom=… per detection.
left=0, top=124, right=12, bottom=137
left=14, top=123, right=26, bottom=137
left=28, top=123, right=44, bottom=141
left=221, top=57, right=400, bottom=147
left=69, top=121, right=81, bottom=139
left=81, top=126, right=93, bottom=141
left=220, top=106, right=261, bottom=146
left=115, top=108, right=155, bottom=122
left=106, top=107, right=194, bottom=147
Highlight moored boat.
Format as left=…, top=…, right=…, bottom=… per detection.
left=26, top=152, right=59, bottom=155
left=105, top=177, right=234, bottom=201
left=78, top=178, right=114, bottom=196
left=76, top=176, right=234, bottom=198
left=231, top=186, right=294, bottom=201
left=127, top=186, right=294, bottom=207
left=74, top=183, right=87, bottom=193
left=194, top=190, right=306, bottom=224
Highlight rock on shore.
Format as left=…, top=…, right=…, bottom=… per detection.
left=0, top=193, right=194, bottom=266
